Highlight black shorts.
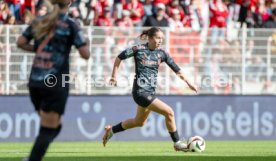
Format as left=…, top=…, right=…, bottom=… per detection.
left=132, top=92, right=156, bottom=108
left=29, top=87, right=69, bottom=115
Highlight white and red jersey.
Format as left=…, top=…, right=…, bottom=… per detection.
left=209, top=0, right=228, bottom=28
left=96, top=16, right=113, bottom=27
left=167, top=6, right=185, bottom=21
left=123, top=1, right=144, bottom=23
left=91, top=0, right=106, bottom=17
left=20, top=0, right=35, bottom=15
left=256, top=6, right=271, bottom=22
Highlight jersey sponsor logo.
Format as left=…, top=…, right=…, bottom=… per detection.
left=141, top=52, right=161, bottom=66
left=141, top=60, right=159, bottom=65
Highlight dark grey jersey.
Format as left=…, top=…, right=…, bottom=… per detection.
left=22, top=13, right=87, bottom=89
left=118, top=43, right=180, bottom=94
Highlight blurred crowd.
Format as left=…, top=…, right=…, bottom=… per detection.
left=1, top=0, right=276, bottom=95
left=0, top=0, right=275, bottom=29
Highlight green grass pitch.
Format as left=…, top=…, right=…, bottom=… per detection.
left=0, top=141, right=275, bottom=161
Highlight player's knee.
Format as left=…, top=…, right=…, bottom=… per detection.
left=40, top=111, right=60, bottom=128
left=165, top=109, right=175, bottom=120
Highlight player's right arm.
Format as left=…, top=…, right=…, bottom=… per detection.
left=16, top=26, right=35, bottom=52
left=110, top=46, right=136, bottom=86
left=110, top=57, right=121, bottom=86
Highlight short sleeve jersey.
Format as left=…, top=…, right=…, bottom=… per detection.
left=118, top=43, right=180, bottom=94
left=22, top=13, right=87, bottom=89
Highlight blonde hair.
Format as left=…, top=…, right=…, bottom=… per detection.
left=23, top=10, right=34, bottom=24
left=32, top=0, right=71, bottom=39
left=0, top=2, right=9, bottom=12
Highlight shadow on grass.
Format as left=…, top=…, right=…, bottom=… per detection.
left=2, top=156, right=276, bottom=161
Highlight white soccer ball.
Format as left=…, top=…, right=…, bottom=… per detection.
left=187, top=136, right=206, bottom=152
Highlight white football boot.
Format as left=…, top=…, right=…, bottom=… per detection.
left=174, top=140, right=189, bottom=152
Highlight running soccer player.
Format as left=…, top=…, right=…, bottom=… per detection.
left=16, top=0, right=90, bottom=161
left=103, top=27, right=197, bottom=152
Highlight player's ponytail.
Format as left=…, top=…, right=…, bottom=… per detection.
left=140, top=30, right=149, bottom=40
left=139, top=27, right=162, bottom=40
left=32, top=0, right=71, bottom=39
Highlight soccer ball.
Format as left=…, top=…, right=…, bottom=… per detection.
left=187, top=136, right=206, bottom=152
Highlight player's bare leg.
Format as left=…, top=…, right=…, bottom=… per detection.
left=103, top=106, right=151, bottom=147
left=122, top=106, right=151, bottom=129
left=148, top=98, right=188, bottom=152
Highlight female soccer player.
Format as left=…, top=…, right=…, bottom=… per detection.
left=16, top=0, right=90, bottom=161
left=103, top=27, right=197, bottom=151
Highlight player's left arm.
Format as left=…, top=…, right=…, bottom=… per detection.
left=176, top=70, right=198, bottom=93
left=163, top=50, right=198, bottom=93
left=110, top=46, right=137, bottom=86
